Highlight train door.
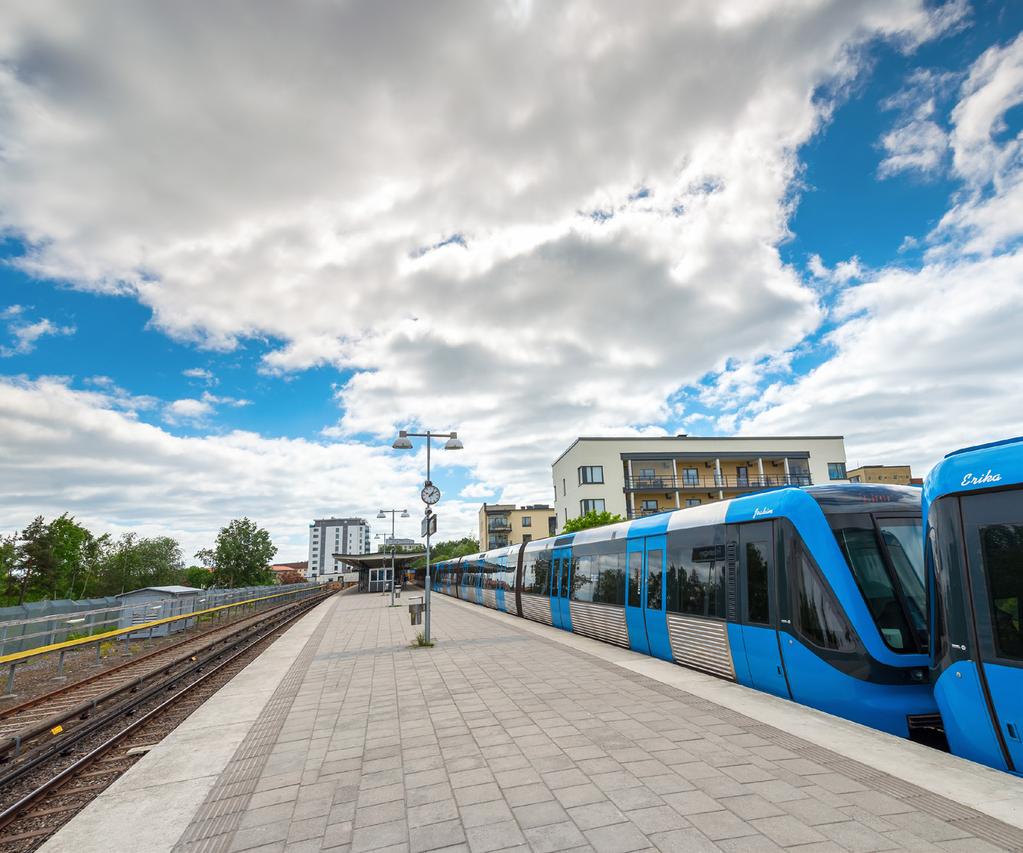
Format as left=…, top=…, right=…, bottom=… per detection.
left=738, top=523, right=790, bottom=698
left=550, top=546, right=573, bottom=631
left=475, top=558, right=484, bottom=605
left=625, top=538, right=651, bottom=654
left=495, top=554, right=507, bottom=612
left=961, top=491, right=1023, bottom=773
left=643, top=535, right=672, bottom=660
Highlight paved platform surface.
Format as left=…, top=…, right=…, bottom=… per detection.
left=42, top=591, right=1023, bottom=853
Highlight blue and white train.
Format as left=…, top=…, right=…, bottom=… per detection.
left=434, top=484, right=938, bottom=739
left=924, top=436, right=1023, bottom=776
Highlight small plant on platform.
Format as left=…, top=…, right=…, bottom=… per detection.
left=411, top=632, right=434, bottom=648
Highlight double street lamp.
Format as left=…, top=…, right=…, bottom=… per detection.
left=376, top=509, right=410, bottom=607
left=391, top=429, right=462, bottom=643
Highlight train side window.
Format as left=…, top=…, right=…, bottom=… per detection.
left=573, top=554, right=596, bottom=602
left=979, top=523, right=1023, bottom=661
left=792, top=543, right=856, bottom=652
left=666, top=525, right=727, bottom=618
left=628, top=551, right=642, bottom=607
left=746, top=541, right=770, bottom=625
left=647, top=549, right=663, bottom=610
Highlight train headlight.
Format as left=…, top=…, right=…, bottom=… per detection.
left=910, top=668, right=926, bottom=682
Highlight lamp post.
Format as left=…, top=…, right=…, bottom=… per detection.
left=376, top=509, right=409, bottom=607
left=391, top=429, right=462, bottom=643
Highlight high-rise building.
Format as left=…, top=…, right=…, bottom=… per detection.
left=307, top=517, right=371, bottom=580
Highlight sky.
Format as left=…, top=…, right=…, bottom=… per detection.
left=1, top=0, right=1022, bottom=561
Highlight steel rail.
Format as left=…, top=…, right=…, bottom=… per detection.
left=0, top=591, right=329, bottom=761
left=0, top=591, right=330, bottom=833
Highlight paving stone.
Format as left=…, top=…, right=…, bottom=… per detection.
left=167, top=593, right=1023, bottom=853
left=409, top=818, right=466, bottom=853
left=522, top=820, right=588, bottom=853
left=513, top=799, right=570, bottom=829
left=749, top=814, right=827, bottom=847
left=464, top=820, right=527, bottom=853
left=584, top=821, right=650, bottom=853
left=645, top=828, right=721, bottom=852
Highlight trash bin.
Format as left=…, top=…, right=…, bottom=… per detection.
left=408, top=597, right=424, bottom=626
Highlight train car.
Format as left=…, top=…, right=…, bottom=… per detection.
left=924, top=436, right=1023, bottom=775
left=434, top=484, right=938, bottom=739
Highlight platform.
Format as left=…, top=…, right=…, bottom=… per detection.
left=39, top=590, right=1023, bottom=853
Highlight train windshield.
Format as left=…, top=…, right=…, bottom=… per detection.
left=830, top=517, right=926, bottom=653
left=807, top=485, right=926, bottom=653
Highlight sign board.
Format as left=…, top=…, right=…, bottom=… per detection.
left=421, top=512, right=437, bottom=537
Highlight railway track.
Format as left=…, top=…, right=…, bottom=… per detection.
left=0, top=588, right=334, bottom=851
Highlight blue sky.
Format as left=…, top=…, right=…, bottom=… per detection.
left=1, top=1, right=1022, bottom=558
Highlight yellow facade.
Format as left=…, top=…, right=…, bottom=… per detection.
left=847, top=465, right=914, bottom=485
left=478, top=504, right=557, bottom=549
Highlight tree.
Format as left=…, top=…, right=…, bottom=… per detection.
left=0, top=533, right=18, bottom=606
left=413, top=537, right=478, bottom=568
left=275, top=569, right=306, bottom=585
left=561, top=510, right=625, bottom=534
left=196, top=518, right=277, bottom=588
left=95, top=533, right=185, bottom=595
left=185, top=566, right=213, bottom=589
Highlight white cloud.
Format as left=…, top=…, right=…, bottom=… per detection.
left=0, top=0, right=970, bottom=527
left=163, top=390, right=250, bottom=425
left=0, top=312, right=75, bottom=356
left=182, top=367, right=216, bottom=385
left=0, top=376, right=476, bottom=559
left=878, top=118, right=949, bottom=177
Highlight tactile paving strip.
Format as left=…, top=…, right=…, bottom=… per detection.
left=170, top=598, right=338, bottom=853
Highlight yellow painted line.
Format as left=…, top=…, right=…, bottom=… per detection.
left=0, top=588, right=321, bottom=666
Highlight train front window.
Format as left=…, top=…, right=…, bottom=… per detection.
left=979, top=522, right=1023, bottom=661
left=831, top=515, right=926, bottom=652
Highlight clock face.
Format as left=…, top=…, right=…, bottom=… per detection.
left=421, top=483, right=441, bottom=505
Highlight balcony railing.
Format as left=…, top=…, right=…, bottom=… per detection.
left=624, top=474, right=812, bottom=491
left=487, top=519, right=511, bottom=531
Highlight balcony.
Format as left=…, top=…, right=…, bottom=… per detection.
left=487, top=517, right=511, bottom=532
left=624, top=474, right=812, bottom=491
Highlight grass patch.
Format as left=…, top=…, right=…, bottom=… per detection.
left=410, top=632, right=434, bottom=648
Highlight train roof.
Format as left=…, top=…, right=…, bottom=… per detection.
left=924, top=434, right=1023, bottom=507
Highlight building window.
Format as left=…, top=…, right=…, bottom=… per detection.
left=641, top=499, right=658, bottom=511
left=521, top=516, right=532, bottom=527
left=522, top=534, right=532, bottom=544
left=562, top=478, right=566, bottom=496
left=580, top=499, right=606, bottom=514
left=828, top=462, right=847, bottom=480
left=682, top=467, right=699, bottom=486
left=578, top=465, right=604, bottom=485
left=549, top=517, right=557, bottom=536
left=685, top=498, right=702, bottom=507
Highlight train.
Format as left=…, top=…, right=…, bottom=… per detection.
left=433, top=483, right=939, bottom=740
left=924, top=436, right=1023, bottom=777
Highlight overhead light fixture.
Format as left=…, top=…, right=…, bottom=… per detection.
left=444, top=432, right=463, bottom=450
left=392, top=429, right=413, bottom=450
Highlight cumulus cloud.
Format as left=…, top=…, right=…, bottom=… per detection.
left=725, top=35, right=1023, bottom=475
left=0, top=376, right=472, bottom=559
left=182, top=367, right=216, bottom=385
left=0, top=310, right=75, bottom=356
left=0, top=0, right=970, bottom=529
left=163, top=390, right=250, bottom=425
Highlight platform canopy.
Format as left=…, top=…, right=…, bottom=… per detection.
left=331, top=552, right=423, bottom=570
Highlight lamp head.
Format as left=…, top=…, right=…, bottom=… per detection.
left=392, top=429, right=413, bottom=450
left=377, top=511, right=386, bottom=519
left=444, top=431, right=463, bottom=450
left=401, top=510, right=410, bottom=518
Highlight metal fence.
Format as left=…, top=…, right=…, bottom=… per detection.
left=0, top=584, right=319, bottom=657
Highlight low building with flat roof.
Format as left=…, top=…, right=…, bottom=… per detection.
left=479, top=503, right=557, bottom=550
left=847, top=464, right=917, bottom=485
left=551, top=435, right=849, bottom=532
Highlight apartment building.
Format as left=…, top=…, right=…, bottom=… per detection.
left=307, top=517, right=371, bottom=580
left=552, top=435, right=849, bottom=530
left=479, top=504, right=558, bottom=549
left=847, top=464, right=918, bottom=485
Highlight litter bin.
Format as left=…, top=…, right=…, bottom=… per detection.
left=408, top=597, right=424, bottom=626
